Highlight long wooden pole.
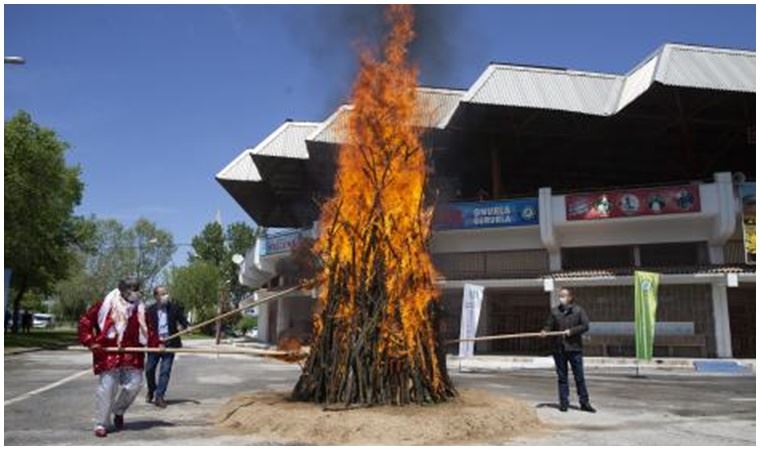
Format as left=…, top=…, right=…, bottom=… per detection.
left=164, top=284, right=306, bottom=342
left=445, top=331, right=567, bottom=345
left=101, top=346, right=301, bottom=357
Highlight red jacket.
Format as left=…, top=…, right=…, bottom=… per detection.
left=78, top=300, right=160, bottom=374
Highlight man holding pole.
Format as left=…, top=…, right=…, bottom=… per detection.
left=145, top=286, right=189, bottom=408
left=541, top=287, right=595, bottom=413
left=78, top=278, right=159, bottom=438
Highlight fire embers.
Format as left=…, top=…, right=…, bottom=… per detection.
left=292, top=5, right=456, bottom=406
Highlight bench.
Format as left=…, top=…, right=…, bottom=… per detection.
left=584, top=334, right=708, bottom=358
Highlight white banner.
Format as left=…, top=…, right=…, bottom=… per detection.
left=458, top=283, right=485, bottom=358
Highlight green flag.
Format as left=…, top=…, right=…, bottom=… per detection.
left=634, top=271, right=660, bottom=360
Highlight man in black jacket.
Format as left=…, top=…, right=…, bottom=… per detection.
left=145, top=286, right=189, bottom=408
left=541, top=287, right=596, bottom=413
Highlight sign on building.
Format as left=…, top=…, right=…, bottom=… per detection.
left=566, top=184, right=701, bottom=221
left=433, top=198, right=539, bottom=230
left=263, top=229, right=310, bottom=255
left=740, top=182, right=755, bottom=265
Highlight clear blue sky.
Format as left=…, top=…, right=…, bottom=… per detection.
left=5, top=4, right=755, bottom=264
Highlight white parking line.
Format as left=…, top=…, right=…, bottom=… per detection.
left=5, top=369, right=91, bottom=406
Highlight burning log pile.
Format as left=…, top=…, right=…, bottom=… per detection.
left=292, top=5, right=456, bottom=405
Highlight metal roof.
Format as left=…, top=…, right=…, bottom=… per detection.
left=216, top=121, right=319, bottom=182
left=217, top=42, right=756, bottom=226
left=441, top=43, right=756, bottom=124
left=308, top=87, right=466, bottom=144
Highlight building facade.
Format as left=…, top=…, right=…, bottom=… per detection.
left=217, top=43, right=756, bottom=358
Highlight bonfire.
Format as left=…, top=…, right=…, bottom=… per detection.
left=292, top=5, right=456, bottom=406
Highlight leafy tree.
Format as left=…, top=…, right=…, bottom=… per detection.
left=168, top=260, right=222, bottom=324
left=190, top=222, right=226, bottom=267
left=52, top=217, right=175, bottom=321
left=4, top=111, right=92, bottom=332
left=189, top=221, right=260, bottom=303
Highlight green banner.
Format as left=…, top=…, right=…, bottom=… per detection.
left=634, top=271, right=660, bottom=360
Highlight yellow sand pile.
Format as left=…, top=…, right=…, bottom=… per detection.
left=216, top=388, right=543, bottom=445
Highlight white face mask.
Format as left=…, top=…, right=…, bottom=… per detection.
left=159, top=294, right=170, bottom=304
left=559, top=295, right=570, bottom=305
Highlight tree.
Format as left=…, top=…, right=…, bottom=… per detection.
left=52, top=217, right=175, bottom=322
left=4, top=111, right=92, bottom=332
left=168, top=260, right=222, bottom=324
left=190, top=221, right=260, bottom=302
left=190, top=222, right=226, bottom=267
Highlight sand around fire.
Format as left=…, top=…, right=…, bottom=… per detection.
left=216, top=388, right=544, bottom=445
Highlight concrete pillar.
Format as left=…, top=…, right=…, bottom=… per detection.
left=257, top=301, right=270, bottom=344
left=711, top=281, right=733, bottom=358
left=539, top=187, right=561, bottom=271
left=548, top=250, right=562, bottom=272
left=276, top=296, right=291, bottom=341
left=708, top=244, right=725, bottom=264
left=708, top=171, right=737, bottom=264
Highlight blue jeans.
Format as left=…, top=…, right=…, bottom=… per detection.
left=145, top=353, right=175, bottom=399
left=553, top=350, right=590, bottom=407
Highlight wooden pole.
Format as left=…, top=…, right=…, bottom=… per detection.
left=68, top=345, right=304, bottom=357
left=162, top=283, right=306, bottom=342
left=100, top=346, right=302, bottom=357
left=445, top=331, right=567, bottom=345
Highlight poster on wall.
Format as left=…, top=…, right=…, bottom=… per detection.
left=565, top=185, right=701, bottom=221
left=740, top=182, right=755, bottom=265
left=433, top=198, right=539, bottom=230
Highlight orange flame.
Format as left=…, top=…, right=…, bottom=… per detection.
left=312, top=5, right=445, bottom=392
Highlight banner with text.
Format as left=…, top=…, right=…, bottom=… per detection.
left=458, top=284, right=485, bottom=359
left=740, top=183, right=755, bottom=265
left=566, top=185, right=700, bottom=221
left=433, top=198, right=539, bottom=230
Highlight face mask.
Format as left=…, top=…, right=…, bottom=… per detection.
left=159, top=294, right=170, bottom=304
left=125, top=291, right=140, bottom=302
left=559, top=296, right=570, bottom=305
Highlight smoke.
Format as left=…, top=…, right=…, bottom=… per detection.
left=283, top=5, right=468, bottom=113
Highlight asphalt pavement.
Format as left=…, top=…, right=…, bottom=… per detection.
left=4, top=348, right=755, bottom=445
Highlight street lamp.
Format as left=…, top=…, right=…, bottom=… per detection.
left=5, top=56, right=25, bottom=65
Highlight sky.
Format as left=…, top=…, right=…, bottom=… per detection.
left=4, top=4, right=756, bottom=265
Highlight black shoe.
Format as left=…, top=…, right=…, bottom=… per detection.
left=145, top=392, right=154, bottom=404
left=559, top=404, right=568, bottom=412
left=155, top=396, right=168, bottom=408
left=580, top=403, right=596, bottom=413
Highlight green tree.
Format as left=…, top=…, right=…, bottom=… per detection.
left=190, top=222, right=226, bottom=267
left=168, top=260, right=222, bottom=324
left=189, top=221, right=260, bottom=303
left=52, top=217, right=175, bottom=322
left=5, top=111, right=92, bottom=332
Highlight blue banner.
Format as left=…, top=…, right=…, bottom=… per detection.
left=433, top=198, right=539, bottom=230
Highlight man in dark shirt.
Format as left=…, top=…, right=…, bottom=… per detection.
left=145, top=286, right=189, bottom=408
left=541, top=287, right=596, bottom=413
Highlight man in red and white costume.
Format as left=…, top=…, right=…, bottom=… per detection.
left=78, top=277, right=159, bottom=438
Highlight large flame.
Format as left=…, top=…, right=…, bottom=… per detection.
left=304, top=5, right=450, bottom=402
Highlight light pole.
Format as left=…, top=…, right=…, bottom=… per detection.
left=5, top=56, right=25, bottom=65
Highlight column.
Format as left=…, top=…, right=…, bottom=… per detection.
left=256, top=289, right=270, bottom=344
left=276, top=296, right=291, bottom=342
left=711, top=281, right=733, bottom=358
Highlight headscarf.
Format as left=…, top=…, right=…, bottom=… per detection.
left=97, top=288, right=148, bottom=346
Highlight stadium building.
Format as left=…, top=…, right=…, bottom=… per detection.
left=217, top=43, right=756, bottom=358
